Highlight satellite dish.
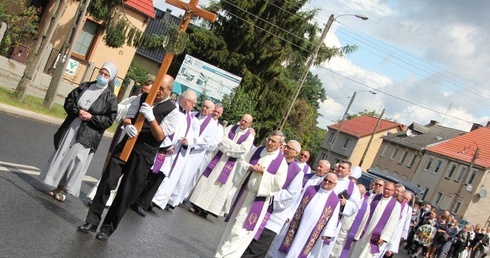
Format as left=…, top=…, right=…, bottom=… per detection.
left=479, top=188, right=487, bottom=198
left=406, top=129, right=412, bottom=136
left=466, top=185, right=473, bottom=192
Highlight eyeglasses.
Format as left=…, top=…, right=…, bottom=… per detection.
left=187, top=99, right=197, bottom=106
left=284, top=145, right=297, bottom=151
left=323, top=178, right=336, bottom=184
left=300, top=153, right=309, bottom=158
left=374, top=183, right=384, bottom=187
left=267, top=138, right=281, bottom=144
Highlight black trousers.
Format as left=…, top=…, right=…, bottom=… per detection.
left=85, top=141, right=156, bottom=235
left=242, top=228, right=277, bottom=258
left=134, top=170, right=166, bottom=209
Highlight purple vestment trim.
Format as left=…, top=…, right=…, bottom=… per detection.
left=340, top=198, right=369, bottom=258
left=152, top=152, right=166, bottom=174
left=168, top=112, right=192, bottom=177
left=243, top=150, right=284, bottom=231
left=224, top=146, right=265, bottom=223
left=302, top=164, right=309, bottom=174
left=362, top=195, right=397, bottom=254
left=196, top=113, right=212, bottom=136
left=279, top=185, right=339, bottom=258
left=302, top=173, right=315, bottom=188
left=283, top=161, right=301, bottom=189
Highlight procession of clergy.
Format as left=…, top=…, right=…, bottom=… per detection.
left=87, top=84, right=412, bottom=258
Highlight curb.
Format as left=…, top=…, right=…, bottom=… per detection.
left=0, top=103, right=115, bottom=138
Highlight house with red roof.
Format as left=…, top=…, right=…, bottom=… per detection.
left=371, top=120, right=465, bottom=181
left=22, top=0, right=155, bottom=94
left=411, top=124, right=490, bottom=225
left=313, top=115, right=405, bottom=171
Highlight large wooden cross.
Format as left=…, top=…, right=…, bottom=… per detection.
left=120, top=0, right=217, bottom=161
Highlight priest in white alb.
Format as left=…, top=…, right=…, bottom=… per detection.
left=270, top=172, right=340, bottom=258
left=350, top=182, right=401, bottom=258
left=215, top=130, right=288, bottom=258
left=189, top=114, right=254, bottom=217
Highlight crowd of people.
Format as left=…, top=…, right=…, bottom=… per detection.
left=38, top=68, right=490, bottom=257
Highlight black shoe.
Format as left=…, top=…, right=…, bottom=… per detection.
left=152, top=202, right=162, bottom=210
left=164, top=204, right=175, bottom=211
left=95, top=231, right=110, bottom=241
left=130, top=204, right=146, bottom=217
left=78, top=223, right=97, bottom=233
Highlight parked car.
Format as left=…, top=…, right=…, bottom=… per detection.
left=358, top=168, right=424, bottom=201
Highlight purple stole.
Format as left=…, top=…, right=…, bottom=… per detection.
left=201, top=125, right=251, bottom=184
left=279, top=185, right=339, bottom=258
left=302, top=173, right=315, bottom=188
left=340, top=197, right=369, bottom=258
left=400, top=200, right=407, bottom=219
left=168, top=112, right=192, bottom=177
left=253, top=161, right=302, bottom=240
left=283, top=161, right=301, bottom=189
left=195, top=113, right=212, bottom=136
left=152, top=151, right=166, bottom=174
left=224, top=147, right=284, bottom=233
left=346, top=180, right=355, bottom=198
left=361, top=194, right=397, bottom=254
left=302, top=164, right=310, bottom=174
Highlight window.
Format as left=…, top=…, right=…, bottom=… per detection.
left=466, top=169, right=478, bottom=185
left=442, top=194, right=453, bottom=210
left=390, top=147, right=398, bottom=160
left=399, top=151, right=408, bottom=164
left=342, top=138, right=351, bottom=149
left=434, top=159, right=443, bottom=174
left=433, top=192, right=443, bottom=206
left=380, top=145, right=388, bottom=157
left=73, top=19, right=99, bottom=59
left=455, top=166, right=467, bottom=182
left=407, top=153, right=416, bottom=168
left=422, top=188, right=429, bottom=200
left=452, top=201, right=462, bottom=214
left=445, top=163, right=457, bottom=179
left=327, top=133, right=336, bottom=144
left=424, top=157, right=433, bottom=171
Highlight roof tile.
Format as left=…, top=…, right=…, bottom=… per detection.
left=328, top=115, right=404, bottom=138
left=427, top=126, right=490, bottom=168
left=124, top=0, right=155, bottom=19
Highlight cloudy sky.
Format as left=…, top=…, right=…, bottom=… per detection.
left=156, top=0, right=490, bottom=132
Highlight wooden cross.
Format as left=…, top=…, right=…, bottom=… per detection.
left=119, top=0, right=217, bottom=161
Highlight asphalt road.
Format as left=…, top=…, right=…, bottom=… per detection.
left=0, top=111, right=421, bottom=258
left=0, top=112, right=225, bottom=257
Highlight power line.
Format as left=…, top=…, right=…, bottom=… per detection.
left=317, top=65, right=479, bottom=125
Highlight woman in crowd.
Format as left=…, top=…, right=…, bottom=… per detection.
left=39, top=61, right=118, bottom=202
left=447, top=225, right=471, bottom=258
left=427, top=215, right=448, bottom=258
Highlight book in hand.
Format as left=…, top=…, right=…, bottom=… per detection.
left=338, top=189, right=350, bottom=200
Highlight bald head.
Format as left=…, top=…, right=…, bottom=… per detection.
left=383, top=182, right=395, bottom=198
left=239, top=114, right=253, bottom=130
left=201, top=100, right=215, bottom=116
left=357, top=184, right=366, bottom=196
left=155, top=75, right=175, bottom=102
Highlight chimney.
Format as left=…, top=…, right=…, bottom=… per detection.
left=429, top=120, right=439, bottom=126
left=470, top=123, right=483, bottom=131
left=164, top=8, right=172, bottom=20
left=486, top=121, right=490, bottom=127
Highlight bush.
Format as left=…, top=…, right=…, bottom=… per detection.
left=0, top=0, right=39, bottom=56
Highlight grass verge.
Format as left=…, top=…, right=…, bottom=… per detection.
left=0, top=87, right=118, bottom=132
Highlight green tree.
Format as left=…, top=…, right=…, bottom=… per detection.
left=0, top=0, right=39, bottom=56
left=179, top=0, right=355, bottom=144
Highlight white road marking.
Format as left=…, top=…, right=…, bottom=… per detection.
left=0, top=161, right=98, bottom=183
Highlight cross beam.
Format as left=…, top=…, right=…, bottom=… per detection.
left=119, top=0, right=217, bottom=161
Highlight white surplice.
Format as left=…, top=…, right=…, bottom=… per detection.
left=215, top=147, right=288, bottom=258
left=351, top=196, right=401, bottom=258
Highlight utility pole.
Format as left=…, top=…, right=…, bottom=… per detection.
left=359, top=108, right=385, bottom=168
left=325, top=91, right=357, bottom=158
left=43, top=0, right=91, bottom=109
left=15, top=0, right=68, bottom=101
left=278, top=14, right=334, bottom=131
left=450, top=146, right=480, bottom=212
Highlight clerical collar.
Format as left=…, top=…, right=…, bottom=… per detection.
left=178, top=103, right=185, bottom=114
left=265, top=148, right=280, bottom=155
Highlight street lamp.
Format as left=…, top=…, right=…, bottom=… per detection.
left=277, top=13, right=368, bottom=130
left=325, top=90, right=376, bottom=158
